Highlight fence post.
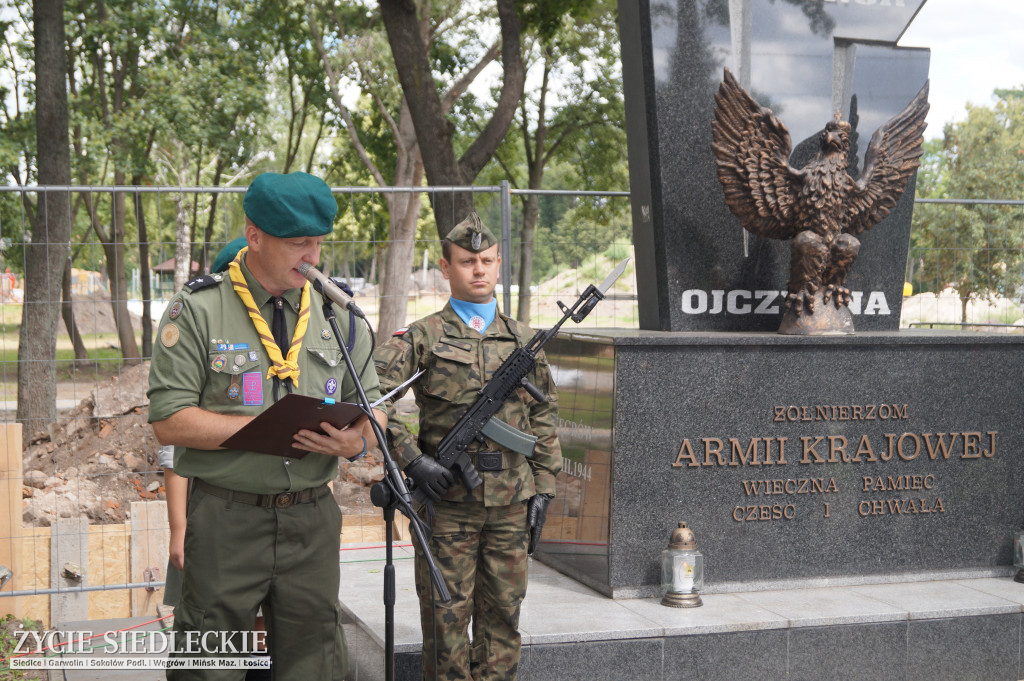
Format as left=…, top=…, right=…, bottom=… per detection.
left=500, top=180, right=512, bottom=314
left=50, top=518, right=89, bottom=625
left=130, top=500, right=168, bottom=616
left=0, top=423, right=23, bottom=619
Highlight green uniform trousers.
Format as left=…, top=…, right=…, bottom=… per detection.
left=414, top=500, right=529, bottom=681
left=169, top=484, right=347, bottom=681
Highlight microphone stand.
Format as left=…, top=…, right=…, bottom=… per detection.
left=319, top=299, right=450, bottom=681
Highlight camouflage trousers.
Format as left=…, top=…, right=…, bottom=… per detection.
left=414, top=499, right=529, bottom=681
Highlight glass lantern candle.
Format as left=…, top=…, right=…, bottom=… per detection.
left=661, top=522, right=704, bottom=607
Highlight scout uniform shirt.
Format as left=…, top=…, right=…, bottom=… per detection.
left=148, top=257, right=381, bottom=494
left=375, top=301, right=561, bottom=506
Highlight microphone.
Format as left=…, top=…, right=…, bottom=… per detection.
left=297, top=263, right=366, bottom=319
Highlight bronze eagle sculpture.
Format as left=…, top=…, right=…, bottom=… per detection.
left=711, top=68, right=929, bottom=334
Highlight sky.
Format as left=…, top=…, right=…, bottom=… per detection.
left=899, top=0, right=1024, bottom=138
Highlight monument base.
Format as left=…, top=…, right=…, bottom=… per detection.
left=338, top=544, right=1024, bottom=681
left=537, top=329, right=1024, bottom=598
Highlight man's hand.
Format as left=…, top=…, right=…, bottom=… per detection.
left=527, top=494, right=553, bottom=555
left=293, top=414, right=369, bottom=459
left=404, top=456, right=455, bottom=502
left=169, top=528, right=185, bottom=571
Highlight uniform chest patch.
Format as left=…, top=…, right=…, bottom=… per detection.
left=243, top=372, right=263, bottom=406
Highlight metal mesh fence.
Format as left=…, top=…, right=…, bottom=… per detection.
left=0, top=185, right=1019, bottom=627
left=0, top=183, right=635, bottom=626
left=905, top=199, right=1024, bottom=330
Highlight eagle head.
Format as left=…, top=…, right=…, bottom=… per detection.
left=819, top=113, right=851, bottom=156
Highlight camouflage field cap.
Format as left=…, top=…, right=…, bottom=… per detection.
left=211, top=236, right=248, bottom=273
left=445, top=212, right=497, bottom=253
left=243, top=172, right=337, bottom=238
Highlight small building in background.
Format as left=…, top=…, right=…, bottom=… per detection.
left=151, top=258, right=199, bottom=299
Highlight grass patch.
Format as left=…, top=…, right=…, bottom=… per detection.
left=0, top=324, right=138, bottom=401
left=0, top=614, right=46, bottom=679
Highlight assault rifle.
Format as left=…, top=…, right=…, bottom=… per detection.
left=411, top=258, right=629, bottom=505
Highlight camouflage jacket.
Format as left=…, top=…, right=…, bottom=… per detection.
left=374, top=302, right=561, bottom=506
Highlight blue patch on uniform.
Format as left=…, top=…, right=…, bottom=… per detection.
left=216, top=343, right=250, bottom=351
left=248, top=350, right=259, bottom=362
left=325, top=378, right=338, bottom=395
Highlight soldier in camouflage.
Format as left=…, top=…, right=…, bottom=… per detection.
left=374, top=213, right=561, bottom=681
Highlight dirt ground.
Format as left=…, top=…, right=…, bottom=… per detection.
left=61, top=290, right=146, bottom=338
left=21, top=364, right=165, bottom=526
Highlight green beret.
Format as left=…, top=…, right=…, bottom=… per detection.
left=211, top=236, right=248, bottom=273
left=243, top=172, right=337, bottom=238
left=445, top=212, right=497, bottom=253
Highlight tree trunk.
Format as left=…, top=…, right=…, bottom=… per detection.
left=199, top=160, right=225, bottom=274
left=514, top=59, right=552, bottom=324
left=516, top=193, right=541, bottom=323
left=61, top=256, right=89, bottom=363
left=378, top=192, right=421, bottom=341
left=173, top=191, right=192, bottom=292
left=377, top=100, right=425, bottom=341
left=379, top=0, right=525, bottom=237
left=132, top=188, right=153, bottom=357
left=106, top=180, right=141, bottom=364
left=19, top=0, right=72, bottom=445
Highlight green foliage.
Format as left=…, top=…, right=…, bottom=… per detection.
left=516, top=0, right=601, bottom=44
left=0, top=0, right=630, bottom=295
left=0, top=613, right=44, bottom=678
left=910, top=89, right=1024, bottom=317
left=604, top=241, right=630, bottom=261
left=530, top=190, right=632, bottom=283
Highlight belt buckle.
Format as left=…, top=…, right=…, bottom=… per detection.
left=478, top=452, right=502, bottom=471
left=275, top=492, right=294, bottom=509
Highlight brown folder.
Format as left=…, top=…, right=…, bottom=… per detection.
left=219, top=393, right=366, bottom=458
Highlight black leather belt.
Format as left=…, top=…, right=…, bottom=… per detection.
left=195, top=479, right=330, bottom=509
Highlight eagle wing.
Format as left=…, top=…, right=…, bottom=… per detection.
left=844, top=81, right=930, bottom=236
left=711, top=68, right=804, bottom=240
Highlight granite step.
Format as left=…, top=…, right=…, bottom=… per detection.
left=338, top=543, right=1024, bottom=681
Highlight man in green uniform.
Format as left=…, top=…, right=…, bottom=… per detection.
left=374, top=213, right=562, bottom=681
left=148, top=171, right=385, bottom=680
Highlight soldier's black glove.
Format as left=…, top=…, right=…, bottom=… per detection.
left=404, top=456, right=455, bottom=503
left=527, top=493, right=553, bottom=555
